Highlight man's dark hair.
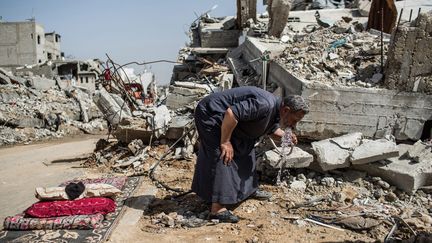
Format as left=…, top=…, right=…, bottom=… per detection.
left=283, top=95, right=309, bottom=114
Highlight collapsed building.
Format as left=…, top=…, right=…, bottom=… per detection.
left=77, top=2, right=432, bottom=240
left=0, top=67, right=105, bottom=146
left=86, top=1, right=432, bottom=191
left=1, top=2, right=431, bottom=241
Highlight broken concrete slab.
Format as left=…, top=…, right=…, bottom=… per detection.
left=261, top=147, right=314, bottom=169
left=28, top=77, right=57, bottom=91
left=165, top=115, right=193, bottom=140
left=406, top=140, right=432, bottom=164
left=114, top=117, right=151, bottom=144
left=93, top=88, right=130, bottom=125
left=222, top=16, right=237, bottom=30
left=354, top=144, right=432, bottom=193
left=350, top=139, right=399, bottom=165
left=151, top=105, right=172, bottom=138
left=166, top=82, right=210, bottom=109
left=200, top=21, right=240, bottom=48
left=312, top=133, right=362, bottom=171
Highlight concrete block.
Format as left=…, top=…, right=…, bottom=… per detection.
left=29, top=77, right=56, bottom=91
left=165, top=115, right=193, bottom=140
left=262, top=147, right=313, bottom=169
left=290, top=180, right=306, bottom=191
left=350, top=139, right=399, bottom=165
left=283, top=147, right=314, bottom=168
left=200, top=23, right=240, bottom=48
left=222, top=16, right=237, bottom=30
left=312, top=133, right=363, bottom=171
left=114, top=117, right=152, bottom=144
left=407, top=141, right=432, bottom=164
left=166, top=93, right=200, bottom=110
left=93, top=88, right=130, bottom=125
left=354, top=144, right=432, bottom=193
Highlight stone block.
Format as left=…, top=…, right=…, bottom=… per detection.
left=407, top=141, right=432, bottom=164
left=166, top=93, right=200, bottom=110
left=312, top=133, right=362, bottom=171
left=165, top=116, right=193, bottom=140
left=93, top=88, right=130, bottom=125
left=261, top=147, right=313, bottom=169
left=354, top=144, right=432, bottom=193
left=350, top=139, right=399, bottom=165
left=200, top=23, right=240, bottom=48
left=29, top=77, right=56, bottom=91
left=114, top=117, right=151, bottom=144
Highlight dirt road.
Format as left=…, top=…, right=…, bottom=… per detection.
left=0, top=135, right=104, bottom=224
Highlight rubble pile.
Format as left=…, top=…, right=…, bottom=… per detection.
left=276, top=20, right=389, bottom=87
left=140, top=143, right=432, bottom=241
left=257, top=133, right=432, bottom=192
left=0, top=70, right=105, bottom=146
left=83, top=138, right=155, bottom=175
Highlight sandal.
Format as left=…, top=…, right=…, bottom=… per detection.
left=209, top=210, right=239, bottom=223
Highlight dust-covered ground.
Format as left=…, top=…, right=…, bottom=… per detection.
left=86, top=141, right=432, bottom=242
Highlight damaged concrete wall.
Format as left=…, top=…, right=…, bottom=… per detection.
left=274, top=70, right=432, bottom=141
left=268, top=0, right=291, bottom=37
left=385, top=12, right=432, bottom=94
left=237, top=0, right=257, bottom=28
left=237, top=35, right=432, bottom=141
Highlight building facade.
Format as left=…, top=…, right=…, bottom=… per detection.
left=0, top=20, right=62, bottom=67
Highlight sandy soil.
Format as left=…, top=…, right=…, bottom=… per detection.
left=0, top=134, right=106, bottom=225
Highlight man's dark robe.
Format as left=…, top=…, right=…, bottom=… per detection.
left=192, top=86, right=281, bottom=204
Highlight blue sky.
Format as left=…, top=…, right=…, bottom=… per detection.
left=0, top=0, right=266, bottom=84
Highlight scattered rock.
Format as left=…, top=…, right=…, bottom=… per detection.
left=290, top=181, right=307, bottom=191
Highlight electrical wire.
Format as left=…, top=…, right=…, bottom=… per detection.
left=148, top=122, right=195, bottom=197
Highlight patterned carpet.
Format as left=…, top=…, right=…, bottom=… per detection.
left=0, top=176, right=141, bottom=243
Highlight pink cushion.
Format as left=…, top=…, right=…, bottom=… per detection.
left=25, top=197, right=116, bottom=218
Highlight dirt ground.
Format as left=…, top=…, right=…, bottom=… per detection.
left=108, top=154, right=428, bottom=243
left=2, top=137, right=431, bottom=242
left=0, top=134, right=106, bottom=226
left=79, top=140, right=432, bottom=243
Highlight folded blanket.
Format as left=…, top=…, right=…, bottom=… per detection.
left=3, top=213, right=104, bottom=230
left=25, top=197, right=116, bottom=218
left=35, top=183, right=121, bottom=201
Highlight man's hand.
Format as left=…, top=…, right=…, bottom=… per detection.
left=220, top=141, right=234, bottom=165
left=291, top=133, right=298, bottom=145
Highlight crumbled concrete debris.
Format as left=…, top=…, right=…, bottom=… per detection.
left=93, top=87, right=131, bottom=125
left=312, top=132, right=363, bottom=171
left=350, top=139, right=399, bottom=165
left=406, top=140, right=432, bottom=164
left=289, top=180, right=307, bottom=191
left=354, top=144, right=432, bottom=193
left=152, top=212, right=207, bottom=228
left=166, top=115, right=193, bottom=140
left=0, top=75, right=104, bottom=146
left=275, top=26, right=389, bottom=88
left=165, top=82, right=211, bottom=110
left=113, top=105, right=171, bottom=143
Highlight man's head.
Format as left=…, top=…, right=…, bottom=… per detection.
left=280, top=95, right=309, bottom=129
